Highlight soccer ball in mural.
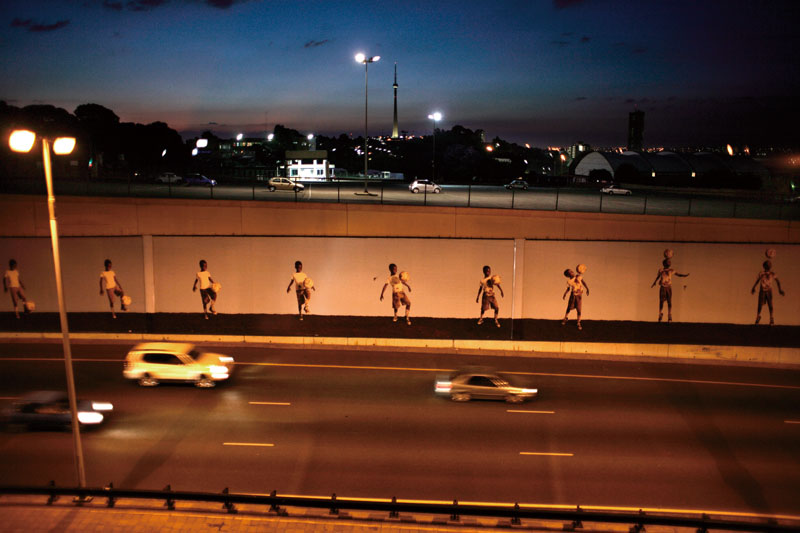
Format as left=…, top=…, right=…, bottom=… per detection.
left=399, top=271, right=410, bottom=282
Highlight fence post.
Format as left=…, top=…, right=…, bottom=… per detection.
left=222, top=487, right=237, bottom=514
left=163, top=484, right=175, bottom=510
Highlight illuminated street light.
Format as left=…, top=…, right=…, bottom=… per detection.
left=355, top=52, right=380, bottom=195
left=236, top=133, right=244, bottom=141
left=8, top=129, right=88, bottom=490
left=427, top=112, right=442, bottom=181
left=196, top=138, right=208, bottom=149
left=267, top=133, right=275, bottom=141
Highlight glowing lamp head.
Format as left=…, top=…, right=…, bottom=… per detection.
left=53, top=137, right=76, bottom=155
left=307, top=133, right=314, bottom=140
left=196, top=138, right=208, bottom=148
left=372, top=55, right=380, bottom=62
left=9, top=130, right=36, bottom=153
left=236, top=133, right=243, bottom=141
left=428, top=112, right=442, bottom=121
left=355, top=52, right=366, bottom=63
left=267, top=133, right=275, bottom=141
left=726, top=144, right=734, bottom=156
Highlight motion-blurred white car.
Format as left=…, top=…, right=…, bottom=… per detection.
left=124, top=342, right=234, bottom=388
left=600, top=185, right=632, bottom=195
left=435, top=367, right=537, bottom=403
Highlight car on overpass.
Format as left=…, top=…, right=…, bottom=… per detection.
left=600, top=184, right=632, bottom=195
left=156, top=172, right=182, bottom=184
left=268, top=177, right=305, bottom=192
left=409, top=179, right=441, bottom=194
left=183, top=173, right=217, bottom=187
left=505, top=179, right=529, bottom=190
left=123, top=342, right=235, bottom=388
left=1, top=391, right=113, bottom=430
left=435, top=367, right=538, bottom=403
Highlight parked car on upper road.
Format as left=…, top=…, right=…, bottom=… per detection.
left=600, top=184, right=632, bottom=195
left=505, top=179, right=529, bottom=190
left=268, top=177, right=305, bottom=192
left=156, top=172, right=182, bottom=184
left=123, top=342, right=235, bottom=388
left=1, top=391, right=113, bottom=430
left=409, top=179, right=441, bottom=194
left=183, top=173, right=217, bottom=187
left=434, top=366, right=538, bottom=403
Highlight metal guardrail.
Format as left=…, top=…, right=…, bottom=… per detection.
left=1, top=483, right=797, bottom=532
left=1, top=177, right=797, bottom=221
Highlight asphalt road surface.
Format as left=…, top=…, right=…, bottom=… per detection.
left=1, top=342, right=799, bottom=517
left=3, top=179, right=796, bottom=220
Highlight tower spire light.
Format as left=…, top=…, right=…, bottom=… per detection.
left=392, top=62, right=399, bottom=139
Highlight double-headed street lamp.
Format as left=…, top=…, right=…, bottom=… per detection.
left=355, top=52, right=380, bottom=195
left=9, top=130, right=87, bottom=489
left=427, top=112, right=442, bottom=182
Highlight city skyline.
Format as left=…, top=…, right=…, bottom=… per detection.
left=1, top=0, right=798, bottom=148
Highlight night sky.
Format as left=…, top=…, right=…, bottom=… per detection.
left=1, top=0, right=798, bottom=148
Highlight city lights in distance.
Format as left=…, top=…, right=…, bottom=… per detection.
left=727, top=144, right=734, bottom=156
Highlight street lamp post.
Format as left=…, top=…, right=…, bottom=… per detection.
left=9, top=130, right=87, bottom=489
left=355, top=52, right=380, bottom=195
left=427, top=112, right=442, bottom=182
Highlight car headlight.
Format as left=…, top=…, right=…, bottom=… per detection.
left=521, top=388, right=538, bottom=394
left=77, top=411, right=104, bottom=424
left=91, top=402, right=114, bottom=412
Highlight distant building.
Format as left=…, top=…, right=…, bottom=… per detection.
left=574, top=150, right=768, bottom=189
left=628, top=110, right=644, bottom=151
left=282, top=150, right=334, bottom=180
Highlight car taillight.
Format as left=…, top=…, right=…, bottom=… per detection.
left=435, top=381, right=452, bottom=393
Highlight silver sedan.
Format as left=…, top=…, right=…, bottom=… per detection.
left=435, top=367, right=538, bottom=403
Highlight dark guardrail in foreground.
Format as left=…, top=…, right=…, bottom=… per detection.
left=1, top=483, right=797, bottom=532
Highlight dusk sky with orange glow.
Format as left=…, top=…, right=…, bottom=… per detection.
left=1, top=0, right=798, bottom=147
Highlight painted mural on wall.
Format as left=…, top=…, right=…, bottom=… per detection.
left=476, top=265, right=504, bottom=327
left=99, top=259, right=129, bottom=319
left=191, top=259, right=218, bottom=320
left=380, top=263, right=412, bottom=325
left=2, top=238, right=798, bottom=325
left=3, top=259, right=32, bottom=318
left=752, top=249, right=785, bottom=325
left=286, top=260, right=315, bottom=321
left=650, top=249, right=690, bottom=323
left=561, top=264, right=589, bottom=330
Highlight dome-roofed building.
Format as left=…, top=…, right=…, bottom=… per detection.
left=574, top=150, right=767, bottom=189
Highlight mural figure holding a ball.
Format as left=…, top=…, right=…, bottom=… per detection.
left=286, top=260, right=315, bottom=321
left=476, top=265, right=504, bottom=327
left=751, top=249, right=784, bottom=325
left=650, top=249, right=689, bottom=323
left=562, top=264, right=589, bottom=330
left=380, top=263, right=412, bottom=325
